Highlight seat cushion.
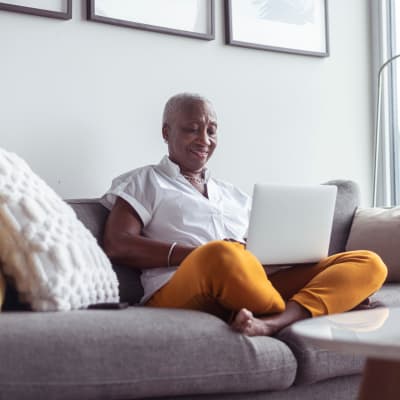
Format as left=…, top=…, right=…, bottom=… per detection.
left=276, top=324, right=365, bottom=385
left=371, top=283, right=400, bottom=307
left=276, top=283, right=399, bottom=386
left=0, top=307, right=297, bottom=400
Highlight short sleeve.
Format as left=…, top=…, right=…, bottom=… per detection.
left=101, top=167, right=156, bottom=226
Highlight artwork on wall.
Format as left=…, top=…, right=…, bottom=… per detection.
left=225, top=0, right=329, bottom=57
left=0, top=0, right=72, bottom=19
left=87, top=0, right=215, bottom=40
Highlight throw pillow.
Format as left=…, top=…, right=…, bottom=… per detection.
left=0, top=148, right=119, bottom=311
left=346, top=207, right=400, bottom=282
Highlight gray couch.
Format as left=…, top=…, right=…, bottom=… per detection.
left=1, top=180, right=399, bottom=400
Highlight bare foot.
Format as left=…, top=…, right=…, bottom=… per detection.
left=230, top=308, right=278, bottom=336
left=230, top=302, right=311, bottom=337
left=352, top=299, right=385, bottom=311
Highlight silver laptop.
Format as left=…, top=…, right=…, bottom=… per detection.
left=246, top=184, right=337, bottom=265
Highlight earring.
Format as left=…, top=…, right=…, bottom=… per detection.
left=164, top=138, right=168, bottom=143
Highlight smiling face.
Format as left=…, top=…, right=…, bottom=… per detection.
left=162, top=98, right=218, bottom=173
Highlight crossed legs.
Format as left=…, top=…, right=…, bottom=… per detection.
left=146, top=241, right=388, bottom=336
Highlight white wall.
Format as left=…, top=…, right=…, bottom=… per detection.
left=0, top=0, right=373, bottom=204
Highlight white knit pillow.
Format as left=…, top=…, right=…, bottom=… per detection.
left=0, top=148, right=119, bottom=311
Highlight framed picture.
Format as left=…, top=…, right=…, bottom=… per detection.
left=225, top=0, right=329, bottom=57
left=0, top=0, right=72, bottom=20
left=87, top=0, right=215, bottom=41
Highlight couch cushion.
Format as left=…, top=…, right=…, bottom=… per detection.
left=371, top=283, right=400, bottom=307
left=154, top=375, right=362, bottom=400
left=67, top=179, right=360, bottom=305
left=66, top=199, right=109, bottom=243
left=67, top=199, right=144, bottom=304
left=0, top=269, right=5, bottom=310
left=0, top=307, right=297, bottom=400
left=324, top=180, right=360, bottom=255
left=346, top=207, right=400, bottom=282
left=276, top=323, right=365, bottom=385
left=275, top=283, right=399, bottom=386
left=0, top=149, right=119, bottom=311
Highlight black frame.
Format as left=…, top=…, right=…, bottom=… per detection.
left=0, top=0, right=72, bottom=20
left=87, top=0, right=215, bottom=41
left=225, top=0, right=329, bottom=57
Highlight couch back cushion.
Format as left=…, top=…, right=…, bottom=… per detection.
left=346, top=207, right=400, bottom=282
left=67, top=199, right=144, bottom=304
left=324, top=180, right=360, bottom=255
left=68, top=179, right=359, bottom=304
left=0, top=269, right=5, bottom=310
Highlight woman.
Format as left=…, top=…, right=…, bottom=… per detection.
left=101, top=93, right=387, bottom=336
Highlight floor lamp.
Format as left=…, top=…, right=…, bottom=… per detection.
left=373, top=53, right=400, bottom=207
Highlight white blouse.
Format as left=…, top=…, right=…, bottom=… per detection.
left=101, top=155, right=251, bottom=303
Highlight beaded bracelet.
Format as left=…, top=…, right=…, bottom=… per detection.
left=167, top=242, right=177, bottom=267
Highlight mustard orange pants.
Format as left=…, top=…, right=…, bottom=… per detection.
left=146, top=241, right=388, bottom=320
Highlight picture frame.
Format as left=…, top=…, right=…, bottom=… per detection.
left=0, top=0, right=72, bottom=20
left=225, top=0, right=329, bottom=57
left=87, top=0, right=215, bottom=41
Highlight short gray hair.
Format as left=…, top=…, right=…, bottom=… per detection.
left=162, top=93, right=215, bottom=125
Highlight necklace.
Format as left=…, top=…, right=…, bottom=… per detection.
left=182, top=174, right=205, bottom=185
